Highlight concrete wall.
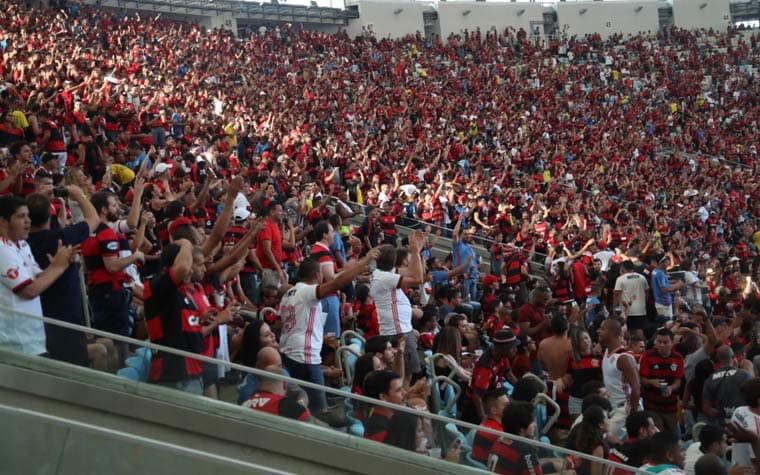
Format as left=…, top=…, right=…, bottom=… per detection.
left=437, top=2, right=545, bottom=39
left=208, top=12, right=238, bottom=36
left=557, top=1, right=660, bottom=39
left=345, top=1, right=428, bottom=39
left=673, top=0, right=732, bottom=31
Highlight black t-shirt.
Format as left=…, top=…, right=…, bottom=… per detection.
left=27, top=222, right=90, bottom=323
left=144, top=269, right=205, bottom=382
left=27, top=222, right=91, bottom=365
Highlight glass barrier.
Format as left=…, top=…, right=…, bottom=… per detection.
left=0, top=305, right=651, bottom=475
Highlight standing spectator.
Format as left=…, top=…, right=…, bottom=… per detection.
left=517, top=287, right=552, bottom=341
left=598, top=318, right=641, bottom=441
left=370, top=231, right=426, bottom=380
left=462, top=328, right=519, bottom=424
left=639, top=328, right=684, bottom=435
left=702, top=345, right=752, bottom=425
left=26, top=185, right=100, bottom=366
left=309, top=220, right=341, bottom=337
left=452, top=215, right=479, bottom=303
left=555, top=328, right=603, bottom=417
left=614, top=260, right=650, bottom=337
left=0, top=195, right=74, bottom=355
left=358, top=206, right=382, bottom=250
left=651, top=255, right=684, bottom=324
left=256, top=202, right=287, bottom=290
left=144, top=239, right=212, bottom=394
left=279, top=248, right=379, bottom=414
left=81, top=190, right=145, bottom=359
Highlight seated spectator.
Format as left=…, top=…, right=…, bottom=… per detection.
left=566, top=405, right=609, bottom=475
left=640, top=432, right=686, bottom=475
left=242, top=365, right=311, bottom=422
left=363, top=370, right=406, bottom=443
left=471, top=388, right=509, bottom=465
left=730, top=378, right=760, bottom=468
left=487, top=400, right=544, bottom=475
left=684, top=424, right=729, bottom=475
left=235, top=320, right=281, bottom=403
left=607, top=411, right=659, bottom=475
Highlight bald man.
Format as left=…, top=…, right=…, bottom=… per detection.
left=702, top=345, right=752, bottom=425
left=237, top=346, right=309, bottom=406
left=599, top=318, right=641, bottom=441
left=243, top=366, right=312, bottom=422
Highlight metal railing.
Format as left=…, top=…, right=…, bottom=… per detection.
left=0, top=304, right=649, bottom=474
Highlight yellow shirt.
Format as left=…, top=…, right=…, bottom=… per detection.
left=110, top=164, right=135, bottom=185
left=11, top=110, right=29, bottom=129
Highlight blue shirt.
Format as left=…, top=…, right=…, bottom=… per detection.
left=126, top=151, right=150, bottom=171
left=651, top=268, right=672, bottom=305
left=452, top=240, right=478, bottom=278
left=329, top=230, right=347, bottom=263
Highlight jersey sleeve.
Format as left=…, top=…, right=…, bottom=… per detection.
left=97, top=226, right=121, bottom=257
left=0, top=245, right=34, bottom=292
left=470, top=363, right=492, bottom=393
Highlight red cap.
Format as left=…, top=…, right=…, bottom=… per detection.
left=483, top=274, right=501, bottom=285
left=168, top=217, right=193, bottom=236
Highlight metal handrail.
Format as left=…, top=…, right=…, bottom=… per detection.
left=534, top=392, right=560, bottom=436
left=0, top=305, right=649, bottom=474
left=335, top=344, right=362, bottom=387
left=432, top=375, right=462, bottom=415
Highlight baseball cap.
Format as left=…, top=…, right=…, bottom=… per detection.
left=168, top=217, right=193, bottom=236
left=233, top=207, right=251, bottom=222
left=492, top=329, right=518, bottom=347
left=483, top=274, right=501, bottom=286
left=155, top=163, right=173, bottom=174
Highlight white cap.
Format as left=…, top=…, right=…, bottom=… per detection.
left=155, top=163, right=173, bottom=174
left=233, top=207, right=251, bottom=222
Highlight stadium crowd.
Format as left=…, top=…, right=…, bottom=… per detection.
left=0, top=0, right=759, bottom=473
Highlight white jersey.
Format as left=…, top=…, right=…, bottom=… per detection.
left=603, top=347, right=636, bottom=411
left=730, top=406, right=760, bottom=467
left=279, top=282, right=325, bottom=365
left=614, top=272, right=649, bottom=317
left=0, top=237, right=47, bottom=355
left=370, top=269, right=412, bottom=335
left=593, top=250, right=616, bottom=271
left=683, top=271, right=702, bottom=304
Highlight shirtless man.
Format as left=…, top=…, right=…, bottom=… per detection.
left=538, top=314, right=572, bottom=380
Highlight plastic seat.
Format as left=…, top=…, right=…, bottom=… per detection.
left=464, top=451, right=487, bottom=470
left=125, top=356, right=148, bottom=381
left=116, top=367, right=140, bottom=381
